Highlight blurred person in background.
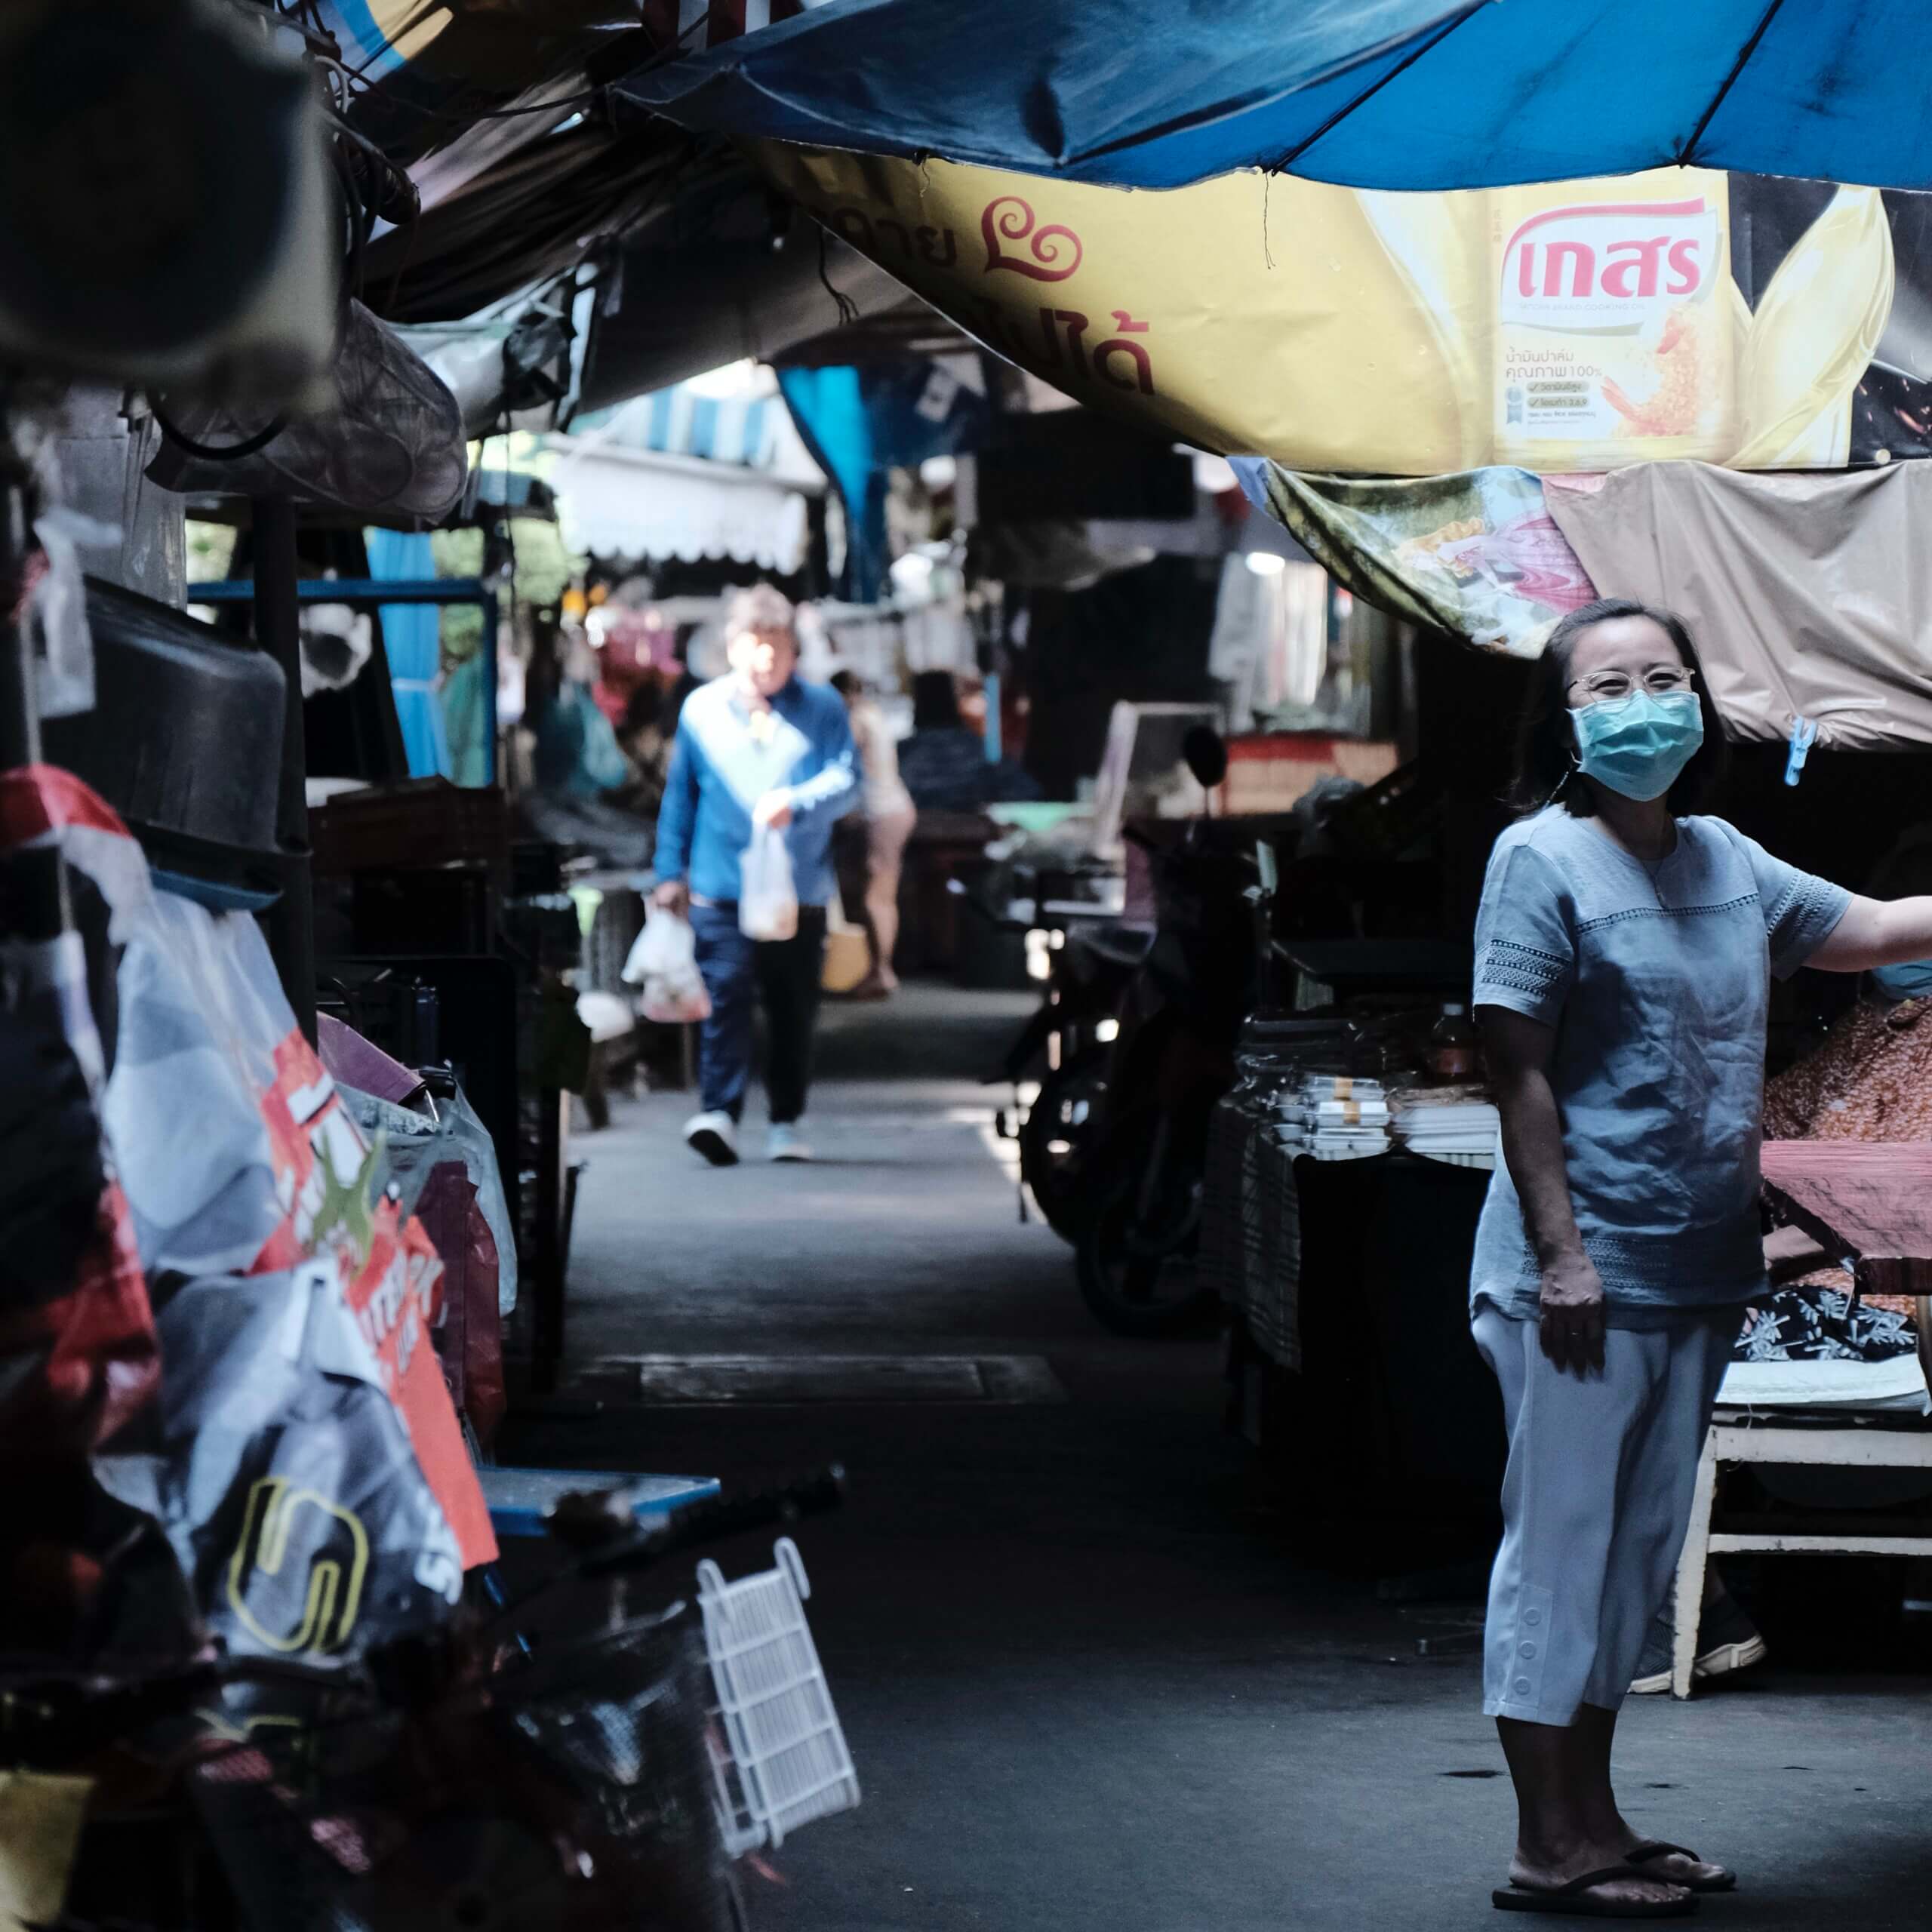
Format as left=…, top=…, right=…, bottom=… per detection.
left=897, top=669, right=988, bottom=811
left=651, top=586, right=857, bottom=1165
left=612, top=667, right=672, bottom=820
left=897, top=669, right=1039, bottom=811
left=528, top=616, right=628, bottom=799
left=831, top=669, right=915, bottom=998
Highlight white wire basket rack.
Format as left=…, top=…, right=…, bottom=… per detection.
left=698, top=1537, right=860, bottom=1856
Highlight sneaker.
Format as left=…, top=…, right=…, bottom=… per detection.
left=1629, top=1598, right=1768, bottom=1694
left=684, top=1110, right=739, bottom=1166
left=1690, top=1592, right=1771, bottom=1682
left=767, top=1122, right=813, bottom=1162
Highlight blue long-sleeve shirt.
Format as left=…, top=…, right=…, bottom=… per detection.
left=654, top=673, right=857, bottom=906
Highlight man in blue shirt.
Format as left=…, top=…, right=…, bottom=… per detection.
left=652, top=586, right=857, bottom=1164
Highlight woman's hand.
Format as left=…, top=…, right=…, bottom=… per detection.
left=1484, top=1005, right=1605, bottom=1377
left=753, top=791, right=794, bottom=832
left=1538, top=1247, right=1607, bottom=1377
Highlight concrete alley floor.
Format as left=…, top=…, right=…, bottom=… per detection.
left=500, top=985, right=1932, bottom=1932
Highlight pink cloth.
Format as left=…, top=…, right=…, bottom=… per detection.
left=1760, top=1141, right=1932, bottom=1297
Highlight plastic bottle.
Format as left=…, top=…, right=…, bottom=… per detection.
left=1426, top=1002, right=1478, bottom=1084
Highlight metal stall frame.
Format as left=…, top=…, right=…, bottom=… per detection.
left=186, top=574, right=502, bottom=786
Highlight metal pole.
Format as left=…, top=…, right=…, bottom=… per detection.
left=0, top=474, right=38, bottom=772
left=531, top=1085, right=568, bottom=1395
left=0, top=463, right=73, bottom=950
left=481, top=585, right=500, bottom=787
left=251, top=496, right=317, bottom=1043
left=186, top=577, right=501, bottom=794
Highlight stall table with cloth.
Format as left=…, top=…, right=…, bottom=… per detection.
left=1208, top=1110, right=1505, bottom=1543
left=1669, top=1143, right=1932, bottom=1698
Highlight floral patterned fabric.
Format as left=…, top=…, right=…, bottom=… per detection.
left=1738, top=1282, right=1918, bottom=1364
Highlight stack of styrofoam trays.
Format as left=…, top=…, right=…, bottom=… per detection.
left=1288, top=1074, right=1389, bottom=1159
left=1392, top=1084, right=1501, bottom=1155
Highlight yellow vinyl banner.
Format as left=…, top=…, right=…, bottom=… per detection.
left=753, top=144, right=1897, bottom=477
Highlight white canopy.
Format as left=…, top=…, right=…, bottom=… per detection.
left=551, top=438, right=820, bottom=574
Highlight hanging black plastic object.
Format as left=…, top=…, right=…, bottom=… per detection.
left=0, top=0, right=336, bottom=404
left=41, top=579, right=288, bottom=903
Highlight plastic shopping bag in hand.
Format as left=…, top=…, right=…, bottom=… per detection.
left=739, top=823, right=798, bottom=942
left=623, top=906, right=712, bottom=1023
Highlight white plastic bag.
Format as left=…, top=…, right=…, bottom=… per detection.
left=740, top=824, right=798, bottom=942
left=623, top=906, right=712, bottom=1024
left=30, top=508, right=111, bottom=720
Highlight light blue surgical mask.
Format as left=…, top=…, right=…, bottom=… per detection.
left=1571, top=689, right=1705, bottom=801
left=1871, top=958, right=1932, bottom=1002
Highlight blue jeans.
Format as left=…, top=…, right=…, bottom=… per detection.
left=688, top=903, right=827, bottom=1124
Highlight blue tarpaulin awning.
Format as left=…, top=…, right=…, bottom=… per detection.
left=619, top=0, right=1932, bottom=194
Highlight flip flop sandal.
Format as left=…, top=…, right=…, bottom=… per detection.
left=1493, top=1864, right=1700, bottom=1918
left=1627, top=1841, right=1737, bottom=1894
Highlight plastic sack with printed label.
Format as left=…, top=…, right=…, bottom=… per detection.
left=13, top=771, right=494, bottom=1663
left=0, top=768, right=174, bottom=1657
left=738, top=824, right=798, bottom=943
left=97, top=1260, right=466, bottom=1661
left=332, top=1060, right=513, bottom=1449
left=623, top=906, right=713, bottom=1023
left=106, top=894, right=494, bottom=1570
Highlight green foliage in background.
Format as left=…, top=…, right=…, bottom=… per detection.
left=186, top=520, right=237, bottom=583
left=188, top=508, right=580, bottom=669
left=431, top=518, right=580, bottom=662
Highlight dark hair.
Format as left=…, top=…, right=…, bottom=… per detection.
left=829, top=669, right=860, bottom=700
left=911, top=669, right=962, bottom=731
left=1509, top=596, right=1725, bottom=818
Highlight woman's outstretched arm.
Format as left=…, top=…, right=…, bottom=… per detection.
left=1810, top=894, right=1932, bottom=973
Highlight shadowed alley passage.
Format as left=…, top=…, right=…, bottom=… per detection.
left=503, top=987, right=1932, bottom=1932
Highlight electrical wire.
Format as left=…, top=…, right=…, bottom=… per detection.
left=300, top=2, right=717, bottom=130
left=332, top=141, right=370, bottom=315
left=152, top=402, right=288, bottom=463
left=817, top=224, right=860, bottom=328
left=275, top=1, right=724, bottom=329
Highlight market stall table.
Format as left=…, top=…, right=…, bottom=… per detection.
left=1669, top=1142, right=1932, bottom=1699
left=1210, top=1112, right=1505, bottom=1545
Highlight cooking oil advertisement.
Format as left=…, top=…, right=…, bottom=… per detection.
left=755, top=144, right=1920, bottom=477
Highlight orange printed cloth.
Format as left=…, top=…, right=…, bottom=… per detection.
left=1763, top=995, right=1932, bottom=1143
left=1762, top=996, right=1932, bottom=1298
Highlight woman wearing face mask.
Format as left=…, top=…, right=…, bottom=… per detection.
left=1471, top=598, right=1932, bottom=1920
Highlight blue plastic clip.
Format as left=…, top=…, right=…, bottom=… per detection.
left=1784, top=715, right=1818, bottom=787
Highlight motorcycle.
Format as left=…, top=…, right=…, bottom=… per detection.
left=1072, top=729, right=1280, bottom=1337
left=988, top=916, right=1146, bottom=1243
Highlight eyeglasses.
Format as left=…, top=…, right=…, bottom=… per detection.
left=1567, top=666, right=1697, bottom=704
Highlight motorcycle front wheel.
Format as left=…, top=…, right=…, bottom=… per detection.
left=1019, top=1056, right=1109, bottom=1244
left=1074, top=1141, right=1217, bottom=1338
